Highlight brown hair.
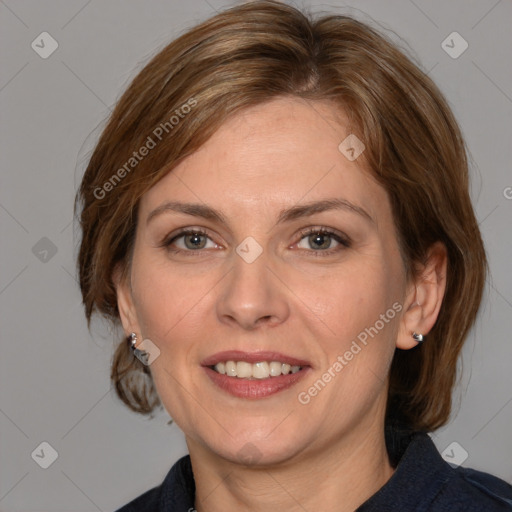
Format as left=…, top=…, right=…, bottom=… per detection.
left=75, top=0, right=487, bottom=431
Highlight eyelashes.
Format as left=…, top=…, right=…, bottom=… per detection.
left=296, top=227, right=351, bottom=253
left=161, top=228, right=214, bottom=254
left=160, top=226, right=351, bottom=257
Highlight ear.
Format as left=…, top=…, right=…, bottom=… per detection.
left=396, top=241, right=448, bottom=350
left=112, top=263, right=140, bottom=337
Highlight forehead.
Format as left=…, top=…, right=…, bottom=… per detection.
left=139, top=97, right=387, bottom=221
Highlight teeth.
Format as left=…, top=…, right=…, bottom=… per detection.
left=225, top=361, right=237, bottom=376
left=253, top=362, right=269, bottom=379
left=236, top=361, right=252, bottom=378
left=269, top=361, right=282, bottom=377
left=213, top=360, right=303, bottom=379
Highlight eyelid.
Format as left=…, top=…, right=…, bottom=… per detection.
left=296, top=226, right=350, bottom=245
left=160, top=227, right=219, bottom=248
left=161, top=225, right=351, bottom=255
left=293, top=226, right=351, bottom=255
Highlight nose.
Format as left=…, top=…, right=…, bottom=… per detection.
left=216, top=247, right=290, bottom=331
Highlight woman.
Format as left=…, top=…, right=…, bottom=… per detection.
left=75, top=1, right=512, bottom=510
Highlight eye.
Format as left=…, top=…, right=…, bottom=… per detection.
left=295, top=227, right=350, bottom=255
left=162, top=228, right=219, bottom=253
left=160, top=226, right=351, bottom=257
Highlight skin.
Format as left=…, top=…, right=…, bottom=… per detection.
left=115, top=96, right=447, bottom=512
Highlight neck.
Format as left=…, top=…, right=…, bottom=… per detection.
left=188, top=407, right=394, bottom=512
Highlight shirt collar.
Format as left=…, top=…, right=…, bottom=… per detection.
left=356, top=426, right=453, bottom=511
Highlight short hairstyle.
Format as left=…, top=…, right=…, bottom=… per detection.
left=75, top=0, right=487, bottom=431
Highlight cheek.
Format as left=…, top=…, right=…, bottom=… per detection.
left=130, top=247, right=207, bottom=340
left=310, top=253, right=403, bottom=404
left=129, top=253, right=210, bottom=425
left=319, top=257, right=398, bottom=337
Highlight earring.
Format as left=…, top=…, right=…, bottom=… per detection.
left=128, top=332, right=149, bottom=364
left=128, top=332, right=138, bottom=350
left=412, top=332, right=425, bottom=344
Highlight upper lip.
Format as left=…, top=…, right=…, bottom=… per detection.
left=201, top=350, right=311, bottom=368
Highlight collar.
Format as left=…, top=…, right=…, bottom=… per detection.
left=356, top=426, right=453, bottom=511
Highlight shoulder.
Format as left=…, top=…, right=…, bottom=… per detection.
left=404, top=431, right=512, bottom=511
left=113, top=454, right=195, bottom=512
left=358, top=427, right=512, bottom=511
left=433, top=464, right=512, bottom=510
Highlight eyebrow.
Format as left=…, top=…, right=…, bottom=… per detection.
left=146, top=198, right=374, bottom=226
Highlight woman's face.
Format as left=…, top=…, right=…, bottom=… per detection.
left=118, top=97, right=414, bottom=465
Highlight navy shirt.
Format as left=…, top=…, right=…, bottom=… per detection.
left=115, top=426, right=512, bottom=511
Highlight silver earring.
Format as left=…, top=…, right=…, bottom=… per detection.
left=412, top=332, right=425, bottom=344
left=128, top=332, right=138, bottom=350
left=128, top=332, right=149, bottom=363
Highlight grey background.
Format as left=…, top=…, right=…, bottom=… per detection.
left=0, top=0, right=511, bottom=510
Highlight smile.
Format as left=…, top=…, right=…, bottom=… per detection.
left=201, top=351, right=311, bottom=399
left=211, top=361, right=302, bottom=379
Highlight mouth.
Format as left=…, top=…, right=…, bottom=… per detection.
left=201, top=351, right=311, bottom=399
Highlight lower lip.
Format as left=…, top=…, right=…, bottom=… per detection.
left=203, top=366, right=310, bottom=399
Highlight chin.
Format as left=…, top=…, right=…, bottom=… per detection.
left=201, top=422, right=312, bottom=468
